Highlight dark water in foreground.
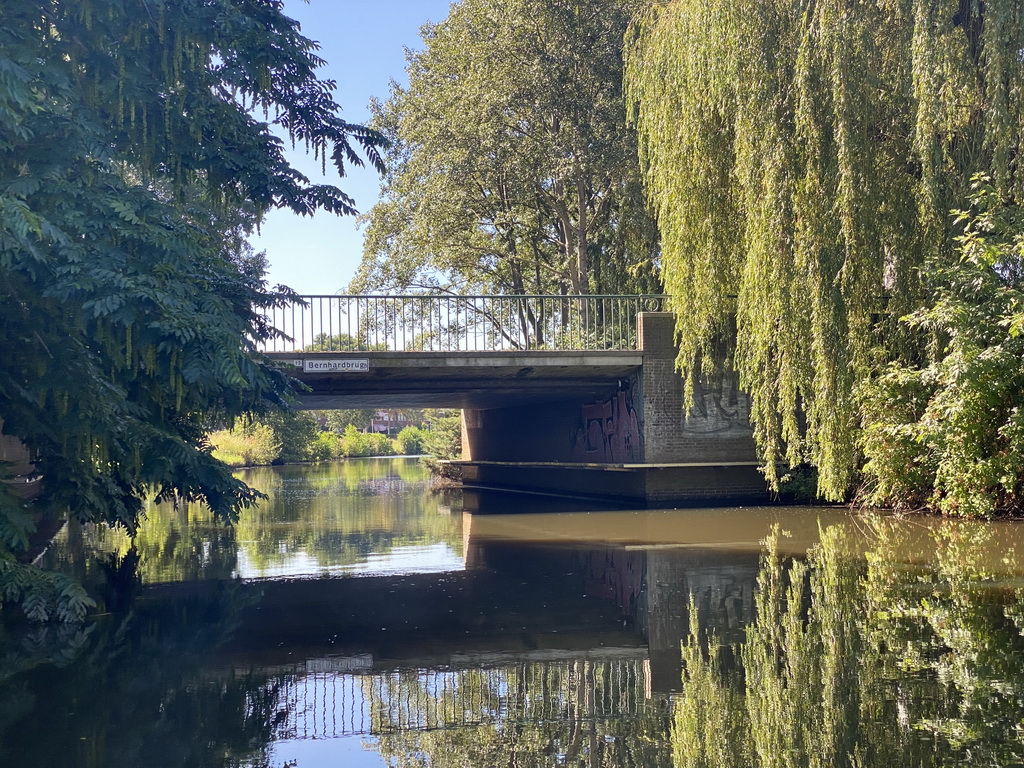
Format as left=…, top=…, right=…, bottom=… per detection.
left=4, top=458, right=1024, bottom=767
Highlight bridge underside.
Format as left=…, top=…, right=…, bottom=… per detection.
left=267, top=350, right=642, bottom=410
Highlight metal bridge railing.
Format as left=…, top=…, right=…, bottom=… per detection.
left=258, top=294, right=667, bottom=353
left=266, top=657, right=667, bottom=740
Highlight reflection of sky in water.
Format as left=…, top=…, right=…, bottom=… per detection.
left=253, top=672, right=387, bottom=768
left=235, top=542, right=465, bottom=580
left=264, top=738, right=385, bottom=768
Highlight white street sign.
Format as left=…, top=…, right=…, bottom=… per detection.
left=303, top=359, right=370, bottom=373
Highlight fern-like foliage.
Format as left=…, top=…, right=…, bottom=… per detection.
left=0, top=1, right=385, bottom=618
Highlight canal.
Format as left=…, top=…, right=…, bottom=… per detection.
left=4, top=457, right=1024, bottom=767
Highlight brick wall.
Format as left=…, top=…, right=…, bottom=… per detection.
left=637, top=312, right=757, bottom=464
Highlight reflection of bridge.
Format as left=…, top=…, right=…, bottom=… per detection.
left=269, top=657, right=666, bottom=739
left=262, top=295, right=766, bottom=506
left=171, top=528, right=763, bottom=695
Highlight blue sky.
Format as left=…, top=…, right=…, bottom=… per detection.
left=249, top=0, right=452, bottom=295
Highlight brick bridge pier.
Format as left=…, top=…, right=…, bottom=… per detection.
left=453, top=312, right=764, bottom=506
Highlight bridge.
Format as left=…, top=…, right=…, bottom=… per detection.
left=260, top=294, right=655, bottom=409
left=260, top=294, right=766, bottom=505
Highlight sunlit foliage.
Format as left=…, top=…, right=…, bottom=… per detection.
left=625, top=0, right=1024, bottom=501
left=355, top=0, right=661, bottom=297
left=0, top=0, right=382, bottom=618
left=861, top=179, right=1024, bottom=516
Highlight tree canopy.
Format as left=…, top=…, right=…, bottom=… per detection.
left=353, top=0, right=661, bottom=298
left=0, top=0, right=383, bottom=618
left=625, top=0, right=1024, bottom=503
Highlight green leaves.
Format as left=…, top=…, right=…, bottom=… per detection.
left=355, top=0, right=660, bottom=298
left=0, top=0, right=381, bottom=618
left=861, top=179, right=1024, bottom=516
left=626, top=0, right=1024, bottom=502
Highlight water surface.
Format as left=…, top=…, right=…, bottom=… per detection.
left=3, top=458, right=1024, bottom=767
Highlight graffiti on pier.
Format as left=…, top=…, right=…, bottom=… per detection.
left=570, top=388, right=641, bottom=463
left=683, top=372, right=752, bottom=435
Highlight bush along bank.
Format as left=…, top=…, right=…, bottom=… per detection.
left=209, top=412, right=430, bottom=467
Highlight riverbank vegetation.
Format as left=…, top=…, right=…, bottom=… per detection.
left=0, top=0, right=383, bottom=618
left=625, top=0, right=1024, bottom=514
left=207, top=411, right=440, bottom=467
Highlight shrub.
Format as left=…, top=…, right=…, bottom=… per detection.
left=209, top=422, right=281, bottom=467
left=395, top=426, right=426, bottom=455
left=263, top=411, right=322, bottom=463
left=421, top=413, right=462, bottom=476
left=339, top=424, right=366, bottom=457
left=366, top=432, right=395, bottom=456
left=309, top=430, right=340, bottom=462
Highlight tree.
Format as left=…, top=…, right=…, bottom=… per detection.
left=861, top=179, right=1024, bottom=516
left=322, top=409, right=376, bottom=433
left=625, top=0, right=1024, bottom=501
left=304, top=332, right=386, bottom=351
left=0, top=0, right=384, bottom=618
left=353, top=0, right=661, bottom=298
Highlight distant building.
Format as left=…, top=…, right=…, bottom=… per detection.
left=369, top=410, right=415, bottom=435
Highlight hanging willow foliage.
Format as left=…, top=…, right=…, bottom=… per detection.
left=625, top=0, right=1024, bottom=500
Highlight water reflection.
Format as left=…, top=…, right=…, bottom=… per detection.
left=41, top=458, right=465, bottom=583
left=5, top=460, right=1024, bottom=767
left=674, top=521, right=1024, bottom=768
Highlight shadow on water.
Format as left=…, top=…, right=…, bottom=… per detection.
left=4, top=458, right=1024, bottom=767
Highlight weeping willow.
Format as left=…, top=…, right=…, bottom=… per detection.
left=625, top=0, right=1024, bottom=499
left=674, top=522, right=1024, bottom=767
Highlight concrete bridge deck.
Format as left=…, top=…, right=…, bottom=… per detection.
left=267, top=349, right=642, bottom=409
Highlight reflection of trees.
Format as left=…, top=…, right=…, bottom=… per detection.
left=35, top=501, right=240, bottom=588
left=0, top=586, right=287, bottom=768
left=370, top=661, right=671, bottom=768
left=43, top=460, right=463, bottom=583
left=232, top=460, right=462, bottom=573
left=674, top=521, right=1024, bottom=767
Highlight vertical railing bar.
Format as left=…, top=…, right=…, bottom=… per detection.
left=306, top=297, right=313, bottom=351
left=328, top=296, right=335, bottom=350
left=317, top=296, right=323, bottom=350
left=589, top=295, right=595, bottom=349
left=318, top=297, right=323, bottom=350
left=609, top=296, right=614, bottom=348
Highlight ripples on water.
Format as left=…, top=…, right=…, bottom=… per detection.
left=3, top=457, right=1024, bottom=767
